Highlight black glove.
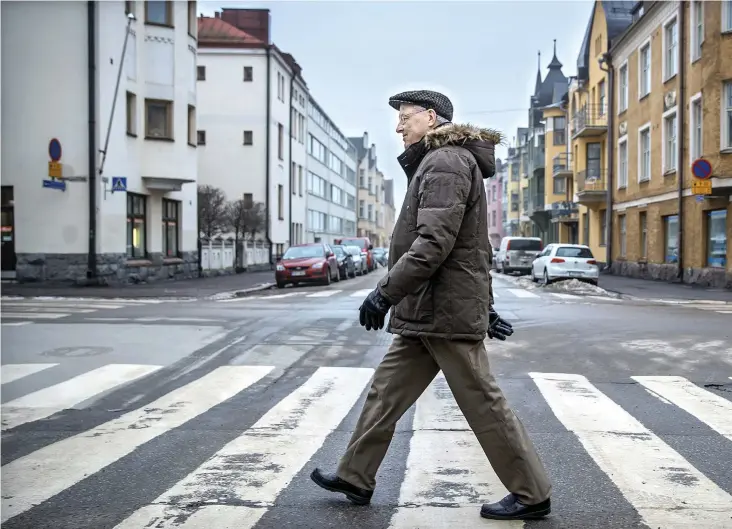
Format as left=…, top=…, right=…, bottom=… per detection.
left=488, top=307, right=513, bottom=341
left=359, top=288, right=391, bottom=331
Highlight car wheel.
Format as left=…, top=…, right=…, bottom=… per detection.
left=276, top=281, right=286, bottom=289
left=531, top=268, right=538, bottom=282
left=543, top=269, right=550, bottom=285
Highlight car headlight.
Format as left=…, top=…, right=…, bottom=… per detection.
left=312, top=262, right=324, bottom=269
left=276, top=264, right=285, bottom=271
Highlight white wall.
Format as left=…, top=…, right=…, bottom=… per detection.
left=269, top=54, right=292, bottom=248
left=290, top=78, right=308, bottom=245
left=1, top=0, right=198, bottom=259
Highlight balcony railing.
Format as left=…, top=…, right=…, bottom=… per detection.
left=528, top=192, right=545, bottom=214
left=571, top=104, right=608, bottom=138
left=576, top=168, right=607, bottom=204
left=552, top=152, right=573, bottom=178
left=551, top=201, right=579, bottom=222
left=531, top=148, right=545, bottom=172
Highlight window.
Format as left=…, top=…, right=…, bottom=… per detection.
left=724, top=81, right=732, bottom=149
left=125, top=1, right=135, bottom=15
left=690, top=94, right=702, bottom=160
left=291, top=162, right=296, bottom=194
left=663, top=109, right=677, bottom=172
left=706, top=210, right=727, bottom=267
left=277, top=123, right=284, bottom=160
left=126, top=193, right=146, bottom=259
left=187, top=105, right=196, bottom=146
left=243, top=130, right=253, bottom=145
left=492, top=211, right=496, bottom=227
left=197, top=130, right=206, bottom=145
left=359, top=200, right=365, bottom=219
left=277, top=184, right=284, bottom=220
left=617, top=137, right=628, bottom=188
left=553, top=177, right=566, bottom=194
left=691, top=1, right=703, bottom=62
left=553, top=117, right=566, bottom=145
left=618, top=215, right=626, bottom=257
left=145, top=99, right=173, bottom=140
left=187, top=1, right=196, bottom=37
left=598, top=80, right=606, bottom=114
left=197, top=66, right=205, bottom=81
left=582, top=213, right=589, bottom=245
left=162, top=199, right=179, bottom=257
left=243, top=193, right=253, bottom=208
left=663, top=16, right=678, bottom=80
left=638, top=124, right=651, bottom=181
left=618, top=63, right=628, bottom=112
left=145, top=0, right=172, bottom=26
left=243, top=66, right=253, bottom=82
left=639, top=212, right=647, bottom=258
left=639, top=41, right=651, bottom=98
left=298, top=166, right=303, bottom=196
left=723, top=1, right=732, bottom=32
left=126, top=92, right=136, bottom=136
left=664, top=215, right=679, bottom=263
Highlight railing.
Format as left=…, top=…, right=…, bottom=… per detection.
left=529, top=192, right=545, bottom=213
left=531, top=148, right=545, bottom=171
left=576, top=168, right=607, bottom=194
left=552, top=152, right=572, bottom=177
left=550, top=201, right=579, bottom=219
left=571, top=104, right=608, bottom=136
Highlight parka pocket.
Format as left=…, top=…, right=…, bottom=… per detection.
left=395, top=281, right=433, bottom=323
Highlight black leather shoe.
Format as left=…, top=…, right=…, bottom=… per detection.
left=480, top=493, right=551, bottom=520
left=310, top=468, right=373, bottom=505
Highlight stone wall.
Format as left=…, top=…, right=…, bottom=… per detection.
left=15, top=251, right=201, bottom=286
left=609, top=260, right=732, bottom=290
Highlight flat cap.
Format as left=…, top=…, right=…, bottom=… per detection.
left=388, top=90, right=453, bottom=122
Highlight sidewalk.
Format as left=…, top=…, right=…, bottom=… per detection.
left=598, top=273, right=732, bottom=302
left=0, top=271, right=276, bottom=299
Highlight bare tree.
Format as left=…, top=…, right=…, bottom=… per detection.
left=225, top=198, right=267, bottom=269
left=197, top=185, right=227, bottom=238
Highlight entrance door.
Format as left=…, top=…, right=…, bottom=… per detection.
left=1, top=186, right=16, bottom=277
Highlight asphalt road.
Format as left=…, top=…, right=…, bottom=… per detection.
left=2, top=267, right=731, bottom=529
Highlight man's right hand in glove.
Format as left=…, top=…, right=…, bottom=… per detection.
left=488, top=307, right=513, bottom=341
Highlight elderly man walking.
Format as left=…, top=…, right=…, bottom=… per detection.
left=310, top=90, right=552, bottom=521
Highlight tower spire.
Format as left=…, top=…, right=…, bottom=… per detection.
left=548, top=38, right=563, bottom=70
left=534, top=50, right=542, bottom=95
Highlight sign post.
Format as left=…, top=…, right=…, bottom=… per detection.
left=43, top=138, right=66, bottom=191
left=691, top=158, right=712, bottom=196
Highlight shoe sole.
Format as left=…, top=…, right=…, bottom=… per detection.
left=480, top=507, right=551, bottom=520
left=310, top=471, right=371, bottom=506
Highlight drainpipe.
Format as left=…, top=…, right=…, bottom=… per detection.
left=599, top=52, right=614, bottom=270
left=676, top=1, right=686, bottom=281
left=87, top=1, right=97, bottom=281
left=265, top=46, right=273, bottom=267
left=288, top=72, right=294, bottom=247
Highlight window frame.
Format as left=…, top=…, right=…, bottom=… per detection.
left=689, top=92, right=702, bottom=160
left=706, top=209, right=727, bottom=268
left=723, top=1, right=732, bottom=33
left=144, top=99, right=173, bottom=141
left=637, top=37, right=652, bottom=99
left=126, top=192, right=147, bottom=259
left=162, top=198, right=180, bottom=258
left=617, top=61, right=628, bottom=113
left=187, top=105, right=196, bottom=147
left=145, top=0, right=173, bottom=27
left=661, top=106, right=678, bottom=173
left=722, top=81, right=732, bottom=150
left=126, top=91, right=137, bottom=137
left=637, top=122, right=651, bottom=182
left=662, top=12, right=679, bottom=82
left=690, top=0, right=704, bottom=63
left=663, top=215, right=680, bottom=263
left=617, top=134, right=628, bottom=188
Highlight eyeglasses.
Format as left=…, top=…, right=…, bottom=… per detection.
left=397, top=108, right=431, bottom=126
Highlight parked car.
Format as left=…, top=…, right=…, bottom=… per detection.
left=530, top=243, right=599, bottom=285
left=335, top=237, right=374, bottom=271
left=371, top=247, right=387, bottom=267
left=274, top=242, right=339, bottom=288
left=345, top=245, right=367, bottom=275
left=495, top=236, right=543, bottom=275
left=332, top=244, right=356, bottom=279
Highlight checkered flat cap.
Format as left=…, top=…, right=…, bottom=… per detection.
left=388, top=90, right=453, bottom=121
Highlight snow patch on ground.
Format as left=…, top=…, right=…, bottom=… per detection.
left=543, top=279, right=620, bottom=298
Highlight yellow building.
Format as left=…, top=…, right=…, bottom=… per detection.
left=607, top=0, right=731, bottom=288
left=505, top=146, right=521, bottom=236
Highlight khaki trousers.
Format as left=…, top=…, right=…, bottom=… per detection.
left=336, top=334, right=551, bottom=505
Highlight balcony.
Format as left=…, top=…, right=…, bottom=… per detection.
left=528, top=192, right=545, bottom=215
left=576, top=168, right=607, bottom=205
left=550, top=201, right=579, bottom=223
left=571, top=104, right=608, bottom=139
left=552, top=153, right=573, bottom=179
left=530, top=149, right=545, bottom=173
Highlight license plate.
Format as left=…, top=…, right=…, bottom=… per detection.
left=567, top=271, right=582, bottom=277
left=291, top=271, right=305, bottom=276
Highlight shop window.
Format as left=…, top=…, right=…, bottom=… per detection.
left=127, top=193, right=147, bottom=259
left=707, top=209, right=727, bottom=268
left=162, top=199, right=180, bottom=257
left=663, top=215, right=679, bottom=263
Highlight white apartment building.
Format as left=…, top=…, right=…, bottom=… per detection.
left=196, top=8, right=307, bottom=263
left=1, top=0, right=198, bottom=284
left=305, top=98, right=358, bottom=244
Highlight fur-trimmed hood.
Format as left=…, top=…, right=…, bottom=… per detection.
left=424, top=123, right=504, bottom=179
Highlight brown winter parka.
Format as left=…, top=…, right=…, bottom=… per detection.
left=377, top=123, right=501, bottom=341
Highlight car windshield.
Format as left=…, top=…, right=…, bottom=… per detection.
left=556, top=246, right=594, bottom=258
left=333, top=246, right=346, bottom=256
left=282, top=245, right=324, bottom=259
left=346, top=246, right=361, bottom=256
left=508, top=239, right=542, bottom=251
left=340, top=239, right=365, bottom=249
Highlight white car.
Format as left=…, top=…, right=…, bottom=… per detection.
left=530, top=243, right=599, bottom=285
left=345, top=245, right=367, bottom=275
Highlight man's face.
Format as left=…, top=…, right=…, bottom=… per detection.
left=396, top=104, right=436, bottom=148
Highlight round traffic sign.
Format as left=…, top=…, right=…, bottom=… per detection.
left=691, top=158, right=712, bottom=179
left=48, top=138, right=62, bottom=161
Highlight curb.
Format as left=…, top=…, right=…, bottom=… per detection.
left=206, top=282, right=276, bottom=300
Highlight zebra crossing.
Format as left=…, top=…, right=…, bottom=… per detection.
left=2, top=361, right=731, bottom=528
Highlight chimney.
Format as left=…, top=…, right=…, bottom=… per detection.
left=220, top=8, right=270, bottom=43
left=362, top=132, right=368, bottom=149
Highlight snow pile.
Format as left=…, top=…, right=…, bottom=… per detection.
left=544, top=279, right=620, bottom=298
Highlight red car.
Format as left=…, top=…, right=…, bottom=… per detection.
left=275, top=242, right=340, bottom=288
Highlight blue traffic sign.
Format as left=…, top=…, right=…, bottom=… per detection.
left=49, top=138, right=62, bottom=162
left=112, top=177, right=127, bottom=193
left=691, top=158, right=712, bottom=179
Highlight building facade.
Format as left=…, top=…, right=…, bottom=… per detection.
left=305, top=98, right=358, bottom=244
left=196, top=8, right=307, bottom=263
left=608, top=0, right=731, bottom=287
left=349, top=133, right=388, bottom=247
left=487, top=159, right=505, bottom=247
left=504, top=147, right=521, bottom=237
left=383, top=179, right=396, bottom=246
left=1, top=0, right=198, bottom=284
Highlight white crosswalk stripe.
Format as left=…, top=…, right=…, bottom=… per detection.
left=1, top=362, right=731, bottom=528
left=0, top=297, right=174, bottom=324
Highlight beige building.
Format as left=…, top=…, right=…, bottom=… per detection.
left=383, top=179, right=396, bottom=246
left=348, top=132, right=389, bottom=247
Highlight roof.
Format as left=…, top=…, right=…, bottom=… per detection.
left=198, top=16, right=265, bottom=48
left=576, top=1, right=635, bottom=80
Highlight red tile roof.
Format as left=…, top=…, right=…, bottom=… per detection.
left=197, top=17, right=265, bottom=48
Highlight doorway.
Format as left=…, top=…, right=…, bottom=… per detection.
left=1, top=186, right=16, bottom=278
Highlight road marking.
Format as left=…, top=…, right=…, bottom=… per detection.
left=507, top=289, right=539, bottom=298
left=350, top=289, right=372, bottom=298
left=1, top=302, right=125, bottom=309
left=0, top=312, right=68, bottom=319
left=587, top=295, right=621, bottom=301
left=114, top=366, right=374, bottom=529
left=134, top=317, right=221, bottom=323
left=1, top=321, right=31, bottom=327
left=550, top=293, right=581, bottom=300
left=305, top=290, right=341, bottom=298
left=388, top=373, right=515, bottom=528
left=1, top=364, right=162, bottom=431
left=1, top=363, right=57, bottom=385
left=261, top=292, right=303, bottom=299
left=1, top=306, right=96, bottom=313
left=632, top=376, right=732, bottom=442
left=530, top=372, right=732, bottom=528
left=714, top=310, right=732, bottom=314
left=1, top=365, right=274, bottom=523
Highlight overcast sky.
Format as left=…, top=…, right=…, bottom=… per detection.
left=199, top=0, right=594, bottom=213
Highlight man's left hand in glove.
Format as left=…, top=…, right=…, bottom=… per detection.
left=359, top=288, right=391, bottom=331
left=488, top=306, right=514, bottom=341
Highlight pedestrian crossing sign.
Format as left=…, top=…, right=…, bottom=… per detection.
left=111, top=177, right=127, bottom=193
